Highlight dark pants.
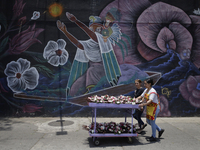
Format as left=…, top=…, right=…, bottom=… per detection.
left=133, top=109, right=144, bottom=128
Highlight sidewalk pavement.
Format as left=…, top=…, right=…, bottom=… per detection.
left=0, top=117, right=200, bottom=150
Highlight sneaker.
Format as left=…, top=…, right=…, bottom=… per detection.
left=158, top=129, right=165, bottom=138
left=141, top=123, right=147, bottom=129
left=147, top=136, right=157, bottom=142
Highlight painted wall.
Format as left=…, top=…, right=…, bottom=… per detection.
left=0, top=0, right=200, bottom=117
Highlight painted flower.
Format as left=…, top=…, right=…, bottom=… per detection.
left=18, top=16, right=27, bottom=26
left=22, top=104, right=43, bottom=113
left=43, top=39, right=69, bottom=67
left=31, top=11, right=40, bottom=20
left=189, top=15, right=200, bottom=68
left=100, top=0, right=200, bottom=68
left=158, top=95, right=171, bottom=117
left=136, top=2, right=193, bottom=61
left=13, top=0, right=26, bottom=17
left=179, top=75, right=200, bottom=108
left=8, top=24, right=44, bottom=54
left=193, top=8, right=200, bottom=15
left=100, top=0, right=151, bottom=65
left=4, top=58, right=39, bottom=93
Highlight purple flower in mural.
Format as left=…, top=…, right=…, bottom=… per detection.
left=43, top=39, right=69, bottom=67
left=158, top=95, right=171, bottom=117
left=189, top=15, right=200, bottom=69
left=136, top=2, right=193, bottom=61
left=7, top=24, right=44, bottom=54
left=13, top=0, right=26, bottom=17
left=99, top=0, right=200, bottom=69
left=100, top=0, right=151, bottom=65
left=179, top=75, right=200, bottom=108
left=4, top=58, right=39, bottom=93
left=22, top=104, right=43, bottom=113
left=18, top=16, right=27, bottom=26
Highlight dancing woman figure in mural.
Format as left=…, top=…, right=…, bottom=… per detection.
left=57, top=12, right=121, bottom=96
left=136, top=78, right=164, bottom=141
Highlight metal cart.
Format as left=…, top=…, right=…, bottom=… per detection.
left=88, top=102, right=139, bottom=146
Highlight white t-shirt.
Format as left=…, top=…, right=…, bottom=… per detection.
left=141, top=88, right=159, bottom=104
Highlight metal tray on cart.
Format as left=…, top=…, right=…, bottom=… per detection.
left=88, top=102, right=139, bottom=146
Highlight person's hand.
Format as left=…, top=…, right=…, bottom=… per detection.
left=140, top=106, right=143, bottom=111
left=66, top=12, right=77, bottom=22
left=139, top=103, right=143, bottom=108
left=56, top=20, right=67, bottom=32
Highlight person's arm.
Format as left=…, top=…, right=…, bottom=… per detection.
left=136, top=95, right=143, bottom=100
left=66, top=12, right=98, bottom=42
left=57, top=20, right=84, bottom=50
left=139, top=99, right=152, bottom=108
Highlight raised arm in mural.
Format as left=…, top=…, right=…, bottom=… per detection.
left=66, top=12, right=98, bottom=42
left=57, top=12, right=121, bottom=97
left=57, top=12, right=100, bottom=49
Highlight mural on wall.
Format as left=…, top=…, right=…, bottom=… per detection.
left=0, top=0, right=200, bottom=117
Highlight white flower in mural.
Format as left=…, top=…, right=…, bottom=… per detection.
left=31, top=11, right=40, bottom=20
left=43, top=39, right=69, bottom=66
left=4, top=58, right=39, bottom=93
left=193, top=8, right=200, bottom=15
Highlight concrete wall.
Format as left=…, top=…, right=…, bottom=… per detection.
left=0, top=0, right=200, bottom=117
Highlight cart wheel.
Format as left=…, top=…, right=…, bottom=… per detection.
left=127, top=137, right=133, bottom=144
left=93, top=138, right=100, bottom=146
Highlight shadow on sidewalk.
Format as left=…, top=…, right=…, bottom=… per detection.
left=0, top=117, right=22, bottom=131
left=85, top=131, right=161, bottom=147
left=86, top=136, right=153, bottom=147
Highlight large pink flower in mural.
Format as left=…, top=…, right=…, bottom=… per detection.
left=190, top=15, right=200, bottom=69
left=179, top=75, right=200, bottom=108
left=158, top=95, right=171, bottom=117
left=4, top=58, right=39, bottom=93
left=100, top=0, right=151, bottom=65
left=100, top=1, right=200, bottom=69
left=136, top=2, right=193, bottom=61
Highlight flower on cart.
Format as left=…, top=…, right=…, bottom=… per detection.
left=84, top=121, right=136, bottom=134
left=87, top=95, right=136, bottom=104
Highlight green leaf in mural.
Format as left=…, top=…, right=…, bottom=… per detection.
left=33, top=64, right=54, bottom=78
left=0, top=13, right=7, bottom=30
left=31, top=55, right=47, bottom=63
left=0, top=36, right=9, bottom=53
left=24, top=51, right=47, bottom=63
